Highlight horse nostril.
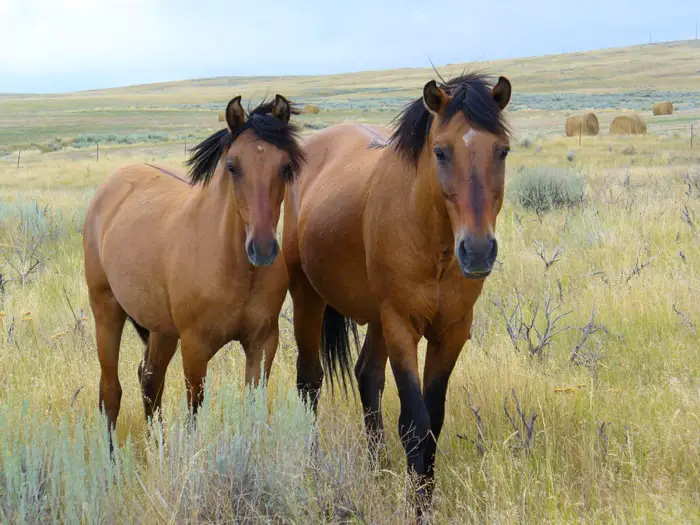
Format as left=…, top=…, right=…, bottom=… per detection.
left=457, top=239, right=466, bottom=259
left=487, top=238, right=498, bottom=266
left=246, top=241, right=256, bottom=261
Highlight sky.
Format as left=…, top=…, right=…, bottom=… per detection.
left=0, top=0, right=697, bottom=94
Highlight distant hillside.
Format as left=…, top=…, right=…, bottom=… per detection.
left=49, top=40, right=700, bottom=98
left=1, top=40, right=698, bottom=149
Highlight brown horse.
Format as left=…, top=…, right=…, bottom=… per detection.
left=283, top=74, right=511, bottom=516
left=83, top=95, right=304, bottom=443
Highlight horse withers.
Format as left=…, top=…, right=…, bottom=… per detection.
left=83, top=95, right=304, bottom=445
left=283, top=74, right=511, bottom=518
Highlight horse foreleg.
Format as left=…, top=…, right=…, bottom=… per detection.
left=422, top=316, right=470, bottom=506
left=354, top=321, right=388, bottom=468
left=380, top=307, right=431, bottom=514
left=138, top=333, right=178, bottom=423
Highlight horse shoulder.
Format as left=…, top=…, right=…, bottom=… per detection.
left=366, top=222, right=440, bottom=332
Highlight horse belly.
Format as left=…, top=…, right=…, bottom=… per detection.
left=298, top=177, right=377, bottom=324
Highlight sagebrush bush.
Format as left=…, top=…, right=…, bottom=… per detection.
left=72, top=133, right=169, bottom=148
left=508, top=167, right=585, bottom=213
left=0, top=381, right=317, bottom=524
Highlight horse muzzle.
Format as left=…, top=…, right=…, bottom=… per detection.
left=456, top=235, right=498, bottom=278
left=246, top=236, right=279, bottom=267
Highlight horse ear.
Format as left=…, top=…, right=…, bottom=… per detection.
left=423, top=80, right=450, bottom=115
left=225, top=96, right=246, bottom=131
left=491, top=76, right=512, bottom=110
left=271, top=94, right=291, bottom=123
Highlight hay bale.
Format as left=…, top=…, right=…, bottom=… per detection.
left=610, top=114, right=647, bottom=135
left=218, top=111, right=225, bottom=122
left=565, top=113, right=599, bottom=137
left=652, top=101, right=674, bottom=115
left=301, top=104, right=321, bottom=114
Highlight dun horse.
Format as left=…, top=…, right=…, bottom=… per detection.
left=83, top=95, right=304, bottom=443
left=283, top=74, right=511, bottom=516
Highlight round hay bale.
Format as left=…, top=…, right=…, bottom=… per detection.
left=610, top=114, right=647, bottom=135
left=301, top=104, right=321, bottom=114
left=565, top=113, right=599, bottom=137
left=652, top=101, right=673, bottom=115
left=218, top=111, right=225, bottom=122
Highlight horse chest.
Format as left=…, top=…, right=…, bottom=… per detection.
left=173, top=272, right=251, bottom=338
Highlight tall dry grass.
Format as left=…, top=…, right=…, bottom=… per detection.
left=0, top=135, right=698, bottom=523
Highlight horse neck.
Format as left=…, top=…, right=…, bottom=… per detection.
left=408, top=148, right=454, bottom=253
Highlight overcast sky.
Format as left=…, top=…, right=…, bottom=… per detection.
left=0, top=0, right=697, bottom=93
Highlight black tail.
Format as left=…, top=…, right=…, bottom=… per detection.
left=127, top=316, right=150, bottom=346
left=320, top=306, right=359, bottom=395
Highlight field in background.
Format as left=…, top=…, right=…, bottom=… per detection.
left=1, top=39, right=699, bottom=152
left=0, top=40, right=699, bottom=523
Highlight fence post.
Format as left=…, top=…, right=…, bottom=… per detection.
left=16, top=149, right=21, bottom=169
left=96, top=143, right=100, bottom=162
left=579, top=122, right=582, bottom=146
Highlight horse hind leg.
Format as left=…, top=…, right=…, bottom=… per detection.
left=137, top=332, right=178, bottom=423
left=89, top=288, right=127, bottom=452
left=355, top=321, right=388, bottom=468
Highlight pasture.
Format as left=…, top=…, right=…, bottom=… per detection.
left=0, top=40, right=699, bottom=523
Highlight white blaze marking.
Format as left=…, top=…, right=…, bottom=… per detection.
left=257, top=145, right=264, bottom=152
left=462, top=129, right=477, bottom=146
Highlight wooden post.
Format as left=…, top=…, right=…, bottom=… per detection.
left=16, top=149, right=21, bottom=169
left=184, top=139, right=187, bottom=155
left=691, top=124, right=694, bottom=149
left=579, top=122, right=582, bottom=146
left=96, top=143, right=99, bottom=162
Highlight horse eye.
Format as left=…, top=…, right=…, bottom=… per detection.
left=433, top=147, right=448, bottom=164
left=498, top=147, right=510, bottom=160
left=281, top=163, right=295, bottom=181
left=227, top=162, right=240, bottom=177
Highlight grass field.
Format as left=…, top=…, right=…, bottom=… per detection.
left=0, top=40, right=699, bottom=524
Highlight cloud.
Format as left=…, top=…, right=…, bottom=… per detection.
left=0, top=0, right=172, bottom=73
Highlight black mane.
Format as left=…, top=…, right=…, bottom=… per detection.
left=390, top=73, right=510, bottom=166
left=186, top=100, right=305, bottom=186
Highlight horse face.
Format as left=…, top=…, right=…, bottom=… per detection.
left=423, top=77, right=511, bottom=278
left=225, top=131, right=293, bottom=267
left=222, top=94, right=295, bottom=267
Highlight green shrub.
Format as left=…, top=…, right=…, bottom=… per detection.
left=508, top=167, right=585, bottom=213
